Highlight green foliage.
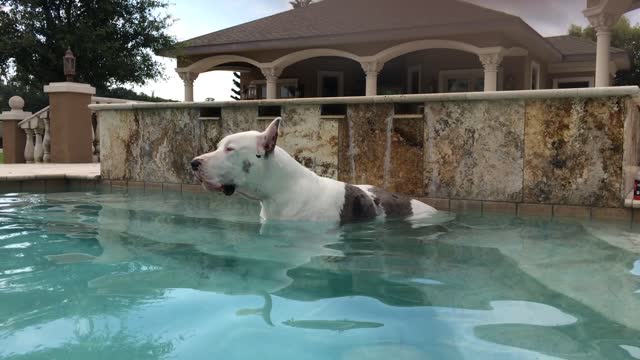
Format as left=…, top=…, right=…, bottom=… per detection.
left=569, top=16, right=640, bottom=86
left=231, top=72, right=241, bottom=100
left=289, top=0, right=313, bottom=8
left=0, top=0, right=176, bottom=110
left=97, top=87, right=176, bottom=103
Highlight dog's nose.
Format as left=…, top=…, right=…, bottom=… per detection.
left=191, top=159, right=202, bottom=171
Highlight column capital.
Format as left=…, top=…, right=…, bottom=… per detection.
left=178, top=71, right=199, bottom=84
left=478, top=52, right=504, bottom=72
left=361, top=61, right=384, bottom=76
left=586, top=12, right=618, bottom=33
left=261, top=67, right=283, bottom=81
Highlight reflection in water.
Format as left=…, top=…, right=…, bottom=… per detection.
left=0, top=191, right=639, bottom=359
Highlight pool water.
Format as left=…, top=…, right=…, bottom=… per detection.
left=1, top=190, right=640, bottom=360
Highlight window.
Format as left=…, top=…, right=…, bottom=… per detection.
left=249, top=79, right=298, bottom=99
left=407, top=65, right=422, bottom=94
left=553, top=77, right=594, bottom=89
left=317, top=71, right=344, bottom=97
left=439, top=69, right=494, bottom=93
left=530, top=61, right=541, bottom=90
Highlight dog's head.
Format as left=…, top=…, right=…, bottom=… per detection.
left=190, top=117, right=281, bottom=197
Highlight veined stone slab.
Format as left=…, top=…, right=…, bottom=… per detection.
left=139, top=108, right=201, bottom=184
left=221, top=107, right=258, bottom=136
left=524, top=97, right=625, bottom=207
left=201, top=118, right=222, bottom=155
left=339, top=104, right=393, bottom=187
left=389, top=116, right=424, bottom=196
left=281, top=105, right=339, bottom=179
left=99, top=110, right=142, bottom=181
left=424, top=100, right=524, bottom=202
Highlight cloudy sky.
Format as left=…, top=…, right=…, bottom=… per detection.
left=137, top=0, right=640, bottom=101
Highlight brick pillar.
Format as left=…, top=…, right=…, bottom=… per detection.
left=44, top=82, right=96, bottom=163
left=0, top=96, right=32, bottom=163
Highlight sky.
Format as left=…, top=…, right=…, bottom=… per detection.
left=136, top=0, right=640, bottom=102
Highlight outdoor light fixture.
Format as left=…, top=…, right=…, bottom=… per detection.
left=63, top=48, right=76, bottom=82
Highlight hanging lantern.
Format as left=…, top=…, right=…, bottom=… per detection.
left=63, top=48, right=76, bottom=82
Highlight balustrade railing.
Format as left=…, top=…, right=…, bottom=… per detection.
left=18, top=106, right=49, bottom=163
left=10, top=96, right=142, bottom=164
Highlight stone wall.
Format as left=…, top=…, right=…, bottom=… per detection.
left=96, top=90, right=640, bottom=208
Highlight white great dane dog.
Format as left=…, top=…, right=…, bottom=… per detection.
left=191, top=117, right=437, bottom=225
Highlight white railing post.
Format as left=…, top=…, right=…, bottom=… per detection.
left=43, top=116, right=50, bottom=163
left=34, top=128, right=44, bottom=163
left=92, top=113, right=100, bottom=163
left=24, top=128, right=34, bottom=163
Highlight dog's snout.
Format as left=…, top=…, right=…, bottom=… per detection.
left=191, top=159, right=202, bottom=171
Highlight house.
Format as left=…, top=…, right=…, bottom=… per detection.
left=162, top=0, right=633, bottom=101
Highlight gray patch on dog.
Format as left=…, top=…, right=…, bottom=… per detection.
left=340, top=184, right=377, bottom=225
left=369, top=187, right=413, bottom=218
left=242, top=160, right=252, bottom=174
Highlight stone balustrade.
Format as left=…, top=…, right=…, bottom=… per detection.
left=90, top=86, right=640, bottom=210
left=18, top=106, right=50, bottom=163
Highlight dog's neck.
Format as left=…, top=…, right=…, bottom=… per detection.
left=243, top=146, right=319, bottom=214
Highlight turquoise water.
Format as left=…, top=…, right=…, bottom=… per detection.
left=1, top=190, right=640, bottom=360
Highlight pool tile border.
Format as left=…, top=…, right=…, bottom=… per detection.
left=1, top=179, right=638, bottom=224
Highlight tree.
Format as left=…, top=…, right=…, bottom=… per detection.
left=290, top=0, right=313, bottom=9
left=0, top=0, right=175, bottom=111
left=569, top=16, right=640, bottom=86
left=231, top=72, right=241, bottom=100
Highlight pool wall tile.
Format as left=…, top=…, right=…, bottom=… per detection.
left=0, top=181, right=21, bottom=194
left=424, top=100, right=524, bottom=202
left=591, top=207, right=632, bottom=222
left=144, top=182, right=163, bottom=192
left=21, top=180, right=45, bottom=193
left=450, top=199, right=482, bottom=214
left=45, top=179, right=67, bottom=193
left=127, top=181, right=145, bottom=189
left=162, top=183, right=182, bottom=192
left=111, top=180, right=127, bottom=188
left=553, top=205, right=591, bottom=219
left=419, top=197, right=450, bottom=211
left=482, top=201, right=517, bottom=215
left=182, top=184, right=206, bottom=193
left=517, top=203, right=553, bottom=217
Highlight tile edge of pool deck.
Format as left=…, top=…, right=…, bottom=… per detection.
left=1, top=163, right=639, bottom=222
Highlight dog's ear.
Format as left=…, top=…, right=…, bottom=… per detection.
left=256, top=117, right=281, bottom=158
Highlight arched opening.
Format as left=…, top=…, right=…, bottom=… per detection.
left=241, top=55, right=366, bottom=99
left=376, top=48, right=525, bottom=95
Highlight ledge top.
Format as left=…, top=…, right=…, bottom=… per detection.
left=89, top=86, right=640, bottom=111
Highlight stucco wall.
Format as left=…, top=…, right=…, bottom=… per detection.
left=96, top=91, right=639, bottom=208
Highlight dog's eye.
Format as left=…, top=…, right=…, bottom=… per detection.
left=225, top=147, right=235, bottom=152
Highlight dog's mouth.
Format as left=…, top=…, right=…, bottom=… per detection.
left=222, top=184, right=236, bottom=196
left=201, top=180, right=236, bottom=196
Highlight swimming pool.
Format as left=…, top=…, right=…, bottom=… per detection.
left=1, top=190, right=639, bottom=359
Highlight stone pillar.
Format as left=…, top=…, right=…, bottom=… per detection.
left=479, top=52, right=504, bottom=92
left=178, top=72, right=199, bottom=102
left=586, top=13, right=617, bottom=87
left=361, top=62, right=384, bottom=96
left=0, top=96, right=32, bottom=163
left=44, top=82, right=96, bottom=163
left=261, top=67, right=282, bottom=100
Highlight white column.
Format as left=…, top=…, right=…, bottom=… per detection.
left=361, top=62, right=384, bottom=96
left=479, top=52, right=504, bottom=92
left=585, top=10, right=619, bottom=87
left=261, top=67, right=282, bottom=100
left=178, top=72, right=199, bottom=102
